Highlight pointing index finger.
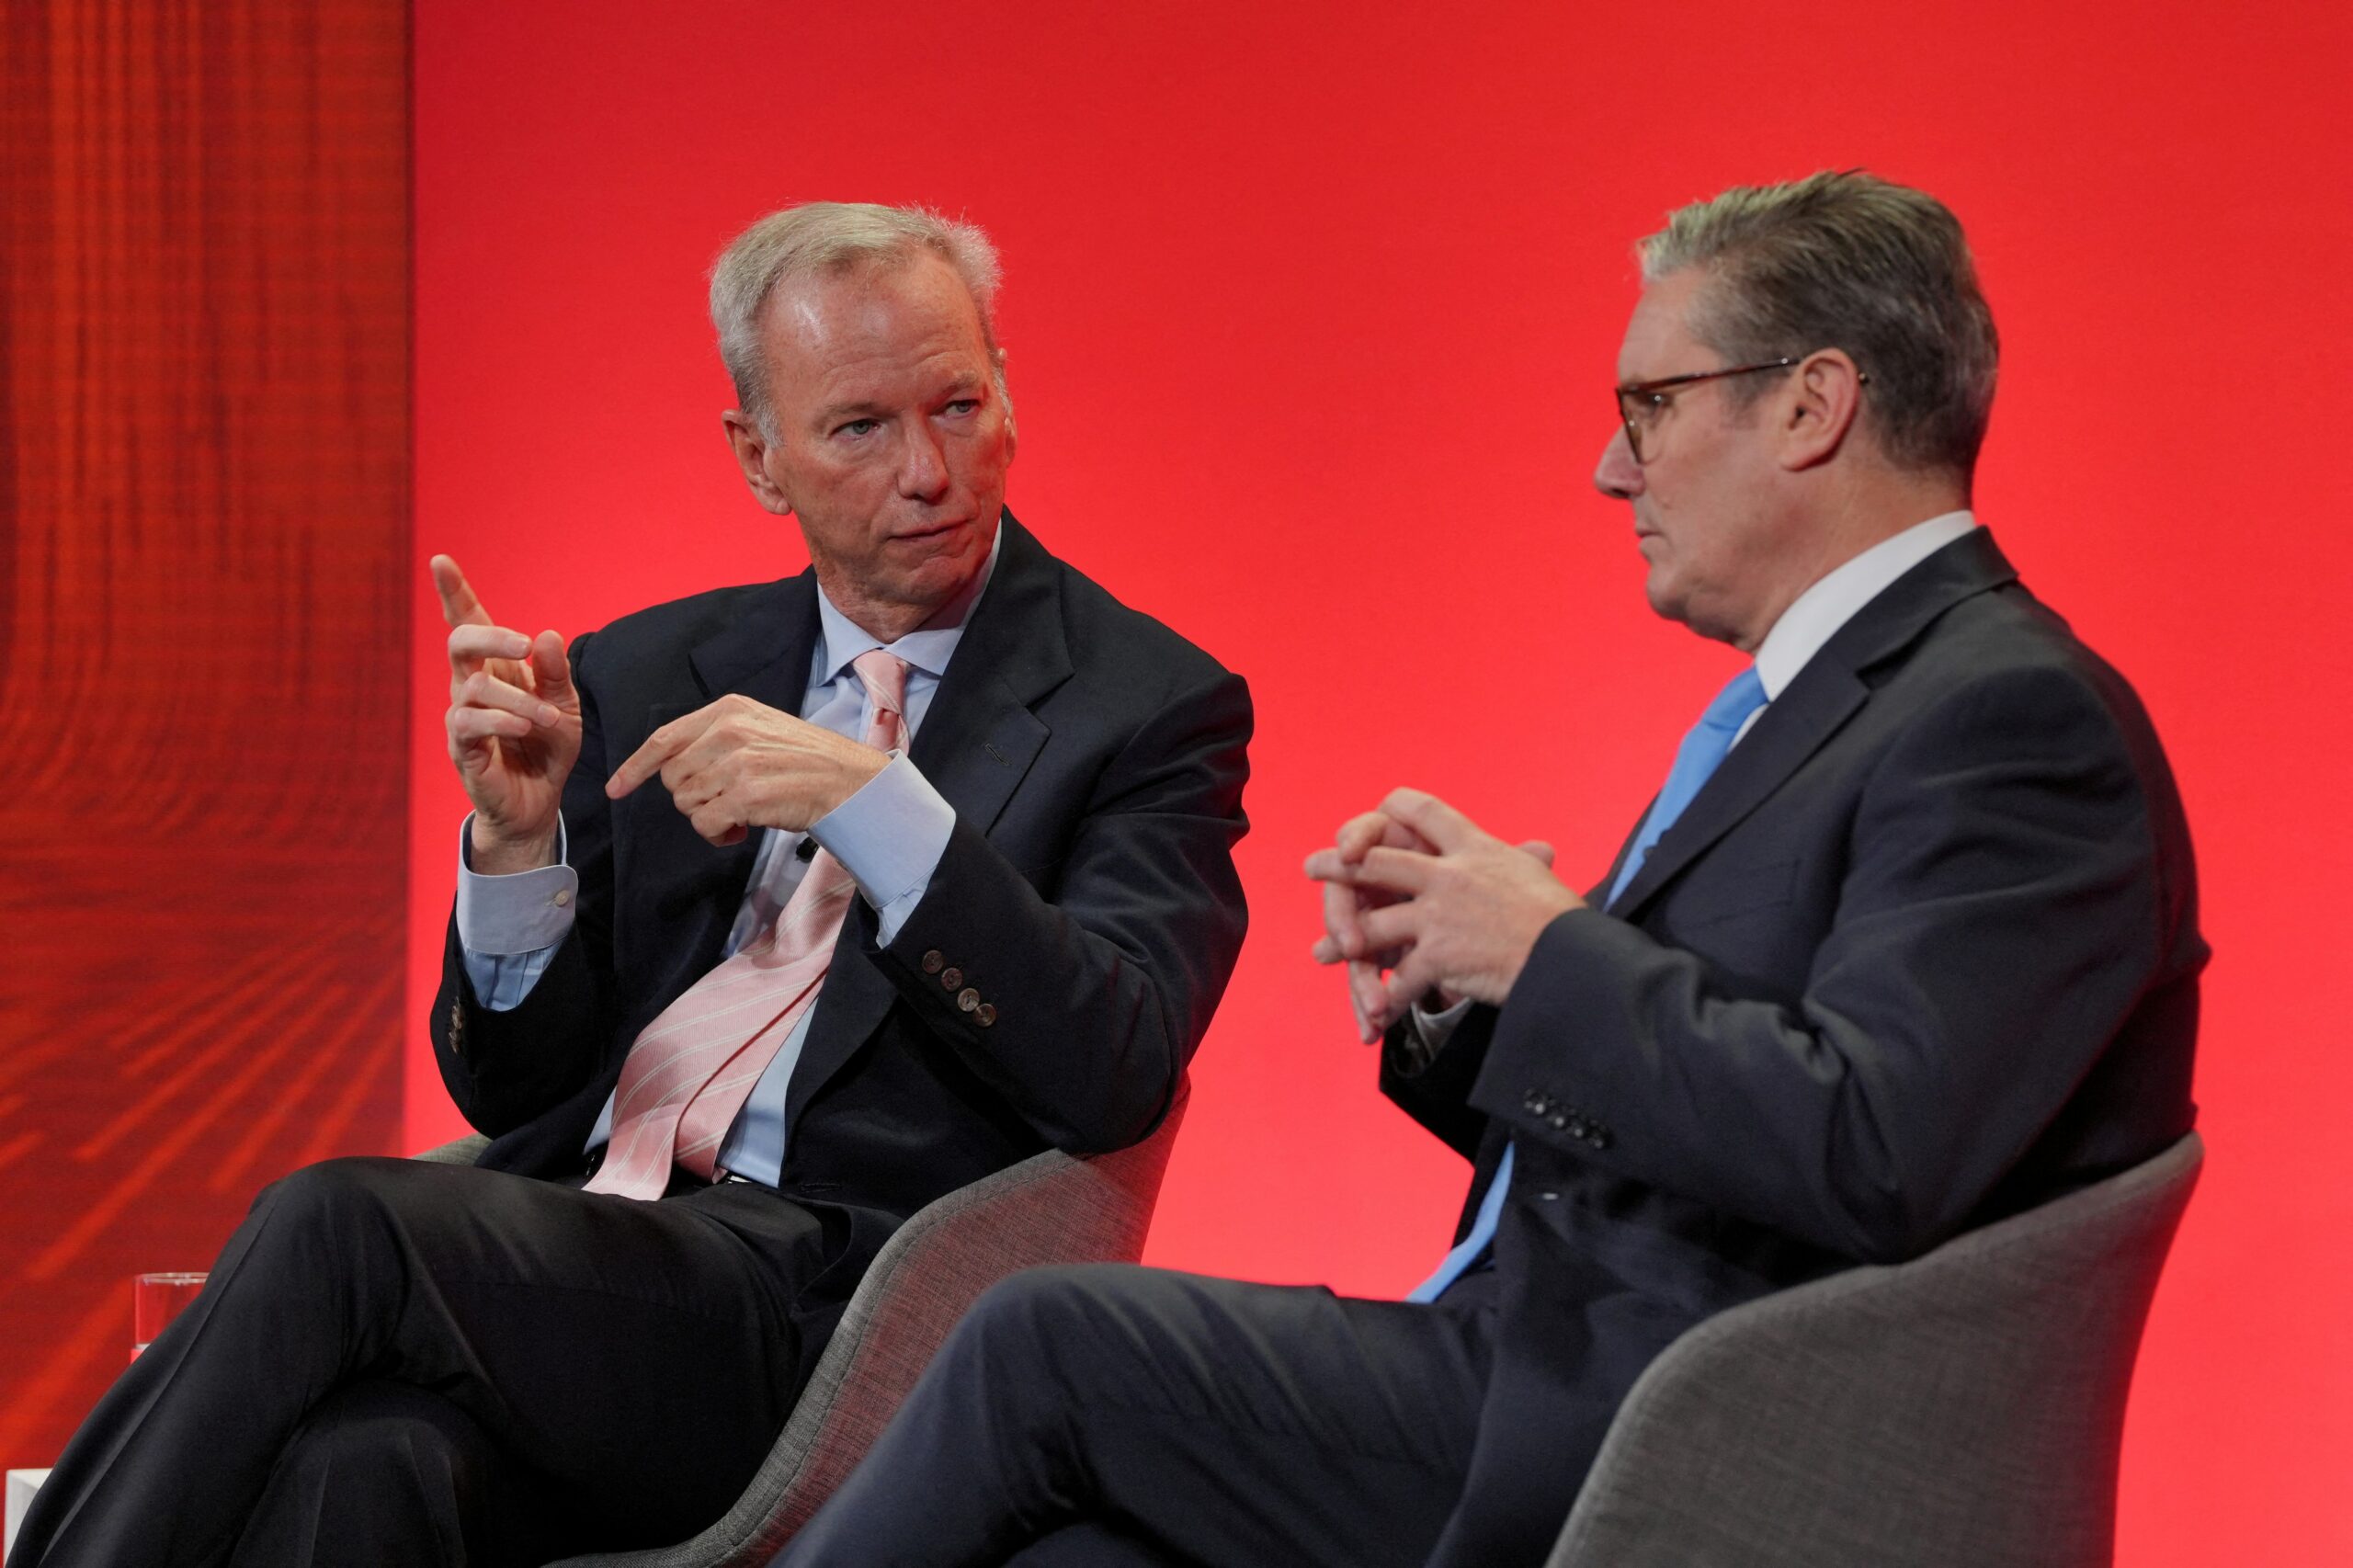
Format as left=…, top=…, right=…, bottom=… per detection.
left=607, top=705, right=718, bottom=798
left=430, top=555, right=492, bottom=629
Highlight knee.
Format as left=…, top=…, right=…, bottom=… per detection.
left=945, top=1263, right=1154, bottom=1382
left=253, top=1157, right=413, bottom=1231
left=241, top=1157, right=420, bottom=1276
left=961, top=1264, right=1121, bottom=1340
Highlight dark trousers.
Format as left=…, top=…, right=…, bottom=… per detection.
left=778, top=1263, right=1500, bottom=1568
left=14, top=1156, right=829, bottom=1568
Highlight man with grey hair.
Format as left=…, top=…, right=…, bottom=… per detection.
left=15, top=201, right=1252, bottom=1566
left=775, top=171, right=2201, bottom=1567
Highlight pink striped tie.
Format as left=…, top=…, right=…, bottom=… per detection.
left=585, top=650, right=910, bottom=1199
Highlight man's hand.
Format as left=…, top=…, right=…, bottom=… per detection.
left=1305, top=788, right=1582, bottom=1038
left=606, top=695, right=891, bottom=846
left=433, top=555, right=582, bottom=875
left=1305, top=808, right=1444, bottom=1042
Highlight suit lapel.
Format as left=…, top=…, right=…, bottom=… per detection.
left=620, top=574, right=824, bottom=1002
left=694, top=573, right=824, bottom=911
left=1609, top=528, right=2020, bottom=919
left=790, top=514, right=1074, bottom=1120
left=903, top=516, right=1070, bottom=833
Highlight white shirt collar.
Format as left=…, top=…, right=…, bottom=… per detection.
left=1752, top=511, right=1978, bottom=699
left=813, top=522, right=1005, bottom=685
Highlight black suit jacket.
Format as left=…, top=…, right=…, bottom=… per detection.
left=1384, top=529, right=2203, bottom=1564
left=431, top=514, right=1250, bottom=1339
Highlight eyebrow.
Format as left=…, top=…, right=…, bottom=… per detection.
left=811, top=373, right=988, bottom=428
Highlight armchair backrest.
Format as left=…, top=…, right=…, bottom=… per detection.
left=1548, top=1132, right=2203, bottom=1568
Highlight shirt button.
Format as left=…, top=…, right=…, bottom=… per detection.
left=552, top=890, right=572, bottom=907
left=975, top=1003, right=997, bottom=1027
left=941, top=967, right=963, bottom=990
left=921, top=950, right=945, bottom=975
left=957, top=988, right=981, bottom=1012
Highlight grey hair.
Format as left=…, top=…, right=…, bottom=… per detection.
left=710, top=201, right=1007, bottom=436
left=1640, top=170, right=1999, bottom=480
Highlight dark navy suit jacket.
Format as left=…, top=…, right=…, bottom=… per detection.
left=1384, top=529, right=2203, bottom=1565
left=430, top=513, right=1251, bottom=1356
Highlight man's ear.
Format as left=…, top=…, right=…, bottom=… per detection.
left=721, top=409, right=795, bottom=516
left=995, top=348, right=1018, bottom=460
left=1777, top=348, right=1865, bottom=472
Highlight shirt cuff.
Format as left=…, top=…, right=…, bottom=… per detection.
left=809, top=753, right=954, bottom=946
left=455, top=813, right=580, bottom=954
left=1404, top=995, right=1476, bottom=1063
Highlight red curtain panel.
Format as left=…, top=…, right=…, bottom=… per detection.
left=0, top=0, right=411, bottom=1467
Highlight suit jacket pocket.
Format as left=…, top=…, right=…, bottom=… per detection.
left=1676, top=857, right=1800, bottom=929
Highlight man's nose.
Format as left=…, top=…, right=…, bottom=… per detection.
left=1594, top=426, right=1643, bottom=500
left=898, top=424, right=951, bottom=501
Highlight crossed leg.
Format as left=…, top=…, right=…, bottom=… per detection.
left=780, top=1263, right=1498, bottom=1568
left=16, top=1156, right=825, bottom=1568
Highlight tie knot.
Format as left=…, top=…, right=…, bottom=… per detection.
left=1700, top=665, right=1768, bottom=733
left=850, top=649, right=909, bottom=719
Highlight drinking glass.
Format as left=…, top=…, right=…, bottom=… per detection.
left=131, top=1271, right=208, bottom=1360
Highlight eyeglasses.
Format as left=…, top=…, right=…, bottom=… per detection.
left=1613, top=357, right=1865, bottom=464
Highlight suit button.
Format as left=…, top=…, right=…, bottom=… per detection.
left=921, top=950, right=945, bottom=975
left=1524, top=1090, right=1550, bottom=1114
left=1588, top=1127, right=1613, bottom=1151
left=957, top=988, right=981, bottom=1012
left=975, top=1003, right=997, bottom=1027
left=940, top=966, right=963, bottom=989
left=1548, top=1112, right=1568, bottom=1131
left=1565, top=1118, right=1588, bottom=1139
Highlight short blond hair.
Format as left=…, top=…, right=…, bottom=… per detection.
left=710, top=201, right=1006, bottom=435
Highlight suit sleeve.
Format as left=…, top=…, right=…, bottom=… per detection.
left=429, top=631, right=622, bottom=1136
left=1470, top=663, right=2172, bottom=1263
left=1379, top=1006, right=1498, bottom=1163
left=858, top=668, right=1253, bottom=1153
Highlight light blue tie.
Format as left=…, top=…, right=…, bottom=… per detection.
left=1608, top=665, right=1769, bottom=907
left=1406, top=665, right=1768, bottom=1303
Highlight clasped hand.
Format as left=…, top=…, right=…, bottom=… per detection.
left=1304, top=788, right=1583, bottom=1043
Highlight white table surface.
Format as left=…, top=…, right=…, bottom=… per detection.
left=5, top=1470, right=51, bottom=1563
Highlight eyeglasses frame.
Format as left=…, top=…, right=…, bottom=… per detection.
left=1613, top=355, right=1867, bottom=464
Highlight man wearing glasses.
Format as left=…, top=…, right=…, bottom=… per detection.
left=776, top=171, right=2205, bottom=1568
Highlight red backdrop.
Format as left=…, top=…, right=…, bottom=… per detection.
left=0, top=0, right=412, bottom=1470
left=409, top=3, right=2353, bottom=1562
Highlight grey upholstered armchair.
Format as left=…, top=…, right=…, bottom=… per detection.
left=414, top=1079, right=1189, bottom=1568
left=1546, top=1131, right=2203, bottom=1568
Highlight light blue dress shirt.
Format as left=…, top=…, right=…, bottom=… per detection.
left=454, top=536, right=999, bottom=1186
